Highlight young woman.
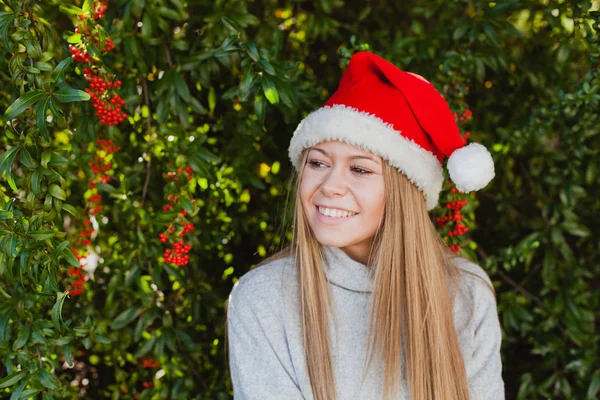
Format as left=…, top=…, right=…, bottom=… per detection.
left=226, top=51, right=504, bottom=400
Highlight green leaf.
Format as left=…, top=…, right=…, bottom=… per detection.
left=94, top=334, right=111, bottom=344
left=482, top=21, right=499, bottom=46
left=111, top=307, right=144, bottom=330
left=56, top=241, right=80, bottom=267
left=0, top=312, right=10, bottom=344
left=254, top=94, right=266, bottom=128
left=51, top=292, right=67, bottom=332
left=588, top=370, right=600, bottom=399
left=180, top=197, right=195, bottom=215
left=0, top=12, right=16, bottom=49
left=221, top=16, right=240, bottom=33
left=19, top=148, right=38, bottom=170
left=7, top=174, right=17, bottom=192
left=41, top=150, right=51, bottom=168
left=33, top=61, right=53, bottom=72
left=246, top=43, right=260, bottom=62
left=257, top=57, right=276, bottom=75
left=53, top=335, right=74, bottom=346
left=194, top=147, right=220, bottom=163
left=262, top=76, right=279, bottom=105
left=173, top=73, right=191, bottom=102
left=4, top=90, right=48, bottom=120
left=35, top=95, right=52, bottom=141
left=82, top=0, right=92, bottom=13
left=59, top=5, right=85, bottom=16
left=52, top=87, right=90, bottom=103
left=208, top=86, right=216, bottom=115
left=0, top=210, right=13, bottom=220
left=51, top=57, right=73, bottom=84
left=0, top=145, right=22, bottom=176
left=63, top=345, right=73, bottom=368
left=49, top=153, right=68, bottom=166
left=12, top=325, right=30, bottom=351
left=48, top=184, right=66, bottom=200
left=19, top=388, right=42, bottom=399
left=31, top=171, right=42, bottom=198
left=60, top=204, right=80, bottom=218
left=36, top=369, right=60, bottom=390
left=239, top=65, right=254, bottom=100
left=0, top=371, right=27, bottom=389
left=67, top=33, right=82, bottom=44
left=453, top=20, right=470, bottom=41
left=29, top=230, right=56, bottom=241
left=134, top=336, right=156, bottom=358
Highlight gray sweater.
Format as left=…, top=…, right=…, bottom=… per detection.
left=227, top=245, right=505, bottom=399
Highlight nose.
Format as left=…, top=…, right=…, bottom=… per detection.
left=319, top=165, right=348, bottom=197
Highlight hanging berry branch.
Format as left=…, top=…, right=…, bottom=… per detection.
left=159, top=166, right=197, bottom=268
left=65, top=1, right=127, bottom=126
left=437, top=77, right=475, bottom=255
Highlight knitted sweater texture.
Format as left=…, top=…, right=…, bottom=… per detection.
left=227, top=245, right=505, bottom=399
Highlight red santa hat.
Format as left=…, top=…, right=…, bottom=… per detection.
left=288, top=51, right=495, bottom=210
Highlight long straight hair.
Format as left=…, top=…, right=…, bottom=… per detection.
left=227, top=148, right=493, bottom=399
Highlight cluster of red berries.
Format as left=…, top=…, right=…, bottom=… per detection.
left=68, top=2, right=127, bottom=127
left=445, top=199, right=468, bottom=210
left=93, top=2, right=108, bottom=19
left=448, top=223, right=469, bottom=237
left=142, top=358, right=160, bottom=368
left=88, top=138, right=120, bottom=176
left=68, top=44, right=90, bottom=63
left=97, top=37, right=114, bottom=52
left=97, top=138, right=121, bottom=154
left=165, top=166, right=194, bottom=182
left=88, top=192, right=104, bottom=216
left=159, top=168, right=197, bottom=267
left=164, top=241, right=192, bottom=266
left=84, top=69, right=127, bottom=126
left=66, top=263, right=86, bottom=296
left=78, top=218, right=95, bottom=246
left=453, top=109, right=472, bottom=123
left=436, top=180, right=470, bottom=253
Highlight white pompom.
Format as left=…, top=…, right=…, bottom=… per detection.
left=447, top=143, right=495, bottom=192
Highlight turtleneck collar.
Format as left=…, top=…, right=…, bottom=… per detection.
left=321, top=245, right=375, bottom=293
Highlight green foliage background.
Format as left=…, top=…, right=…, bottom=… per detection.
left=0, top=0, right=599, bottom=398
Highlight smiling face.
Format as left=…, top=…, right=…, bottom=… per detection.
left=299, top=140, right=386, bottom=264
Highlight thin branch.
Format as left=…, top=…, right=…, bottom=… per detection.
left=477, top=246, right=569, bottom=336
left=36, top=343, right=43, bottom=368
left=0, top=221, right=29, bottom=237
left=140, top=77, right=154, bottom=207
left=164, top=40, right=174, bottom=68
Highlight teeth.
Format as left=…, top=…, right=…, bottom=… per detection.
left=318, top=207, right=356, bottom=218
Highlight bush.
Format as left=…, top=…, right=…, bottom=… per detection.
left=0, top=0, right=598, bottom=398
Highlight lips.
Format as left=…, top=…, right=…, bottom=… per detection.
left=315, top=205, right=358, bottom=220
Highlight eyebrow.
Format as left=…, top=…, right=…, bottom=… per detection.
left=310, top=147, right=380, bottom=164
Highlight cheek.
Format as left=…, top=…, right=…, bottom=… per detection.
left=357, top=182, right=385, bottom=219
left=299, top=172, right=318, bottom=204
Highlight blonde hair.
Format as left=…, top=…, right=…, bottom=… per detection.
left=226, top=148, right=494, bottom=399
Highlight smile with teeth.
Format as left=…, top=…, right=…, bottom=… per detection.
left=317, top=206, right=358, bottom=218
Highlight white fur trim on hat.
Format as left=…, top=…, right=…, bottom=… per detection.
left=288, top=104, right=444, bottom=210
left=447, top=142, right=495, bottom=192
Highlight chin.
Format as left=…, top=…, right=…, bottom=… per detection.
left=313, top=232, right=358, bottom=248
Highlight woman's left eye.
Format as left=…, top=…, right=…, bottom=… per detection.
left=351, top=166, right=372, bottom=175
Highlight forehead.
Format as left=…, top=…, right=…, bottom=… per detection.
left=309, top=140, right=375, bottom=157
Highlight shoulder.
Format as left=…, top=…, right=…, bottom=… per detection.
left=227, top=255, right=297, bottom=315
left=452, top=256, right=495, bottom=297
left=451, top=256, right=500, bottom=330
